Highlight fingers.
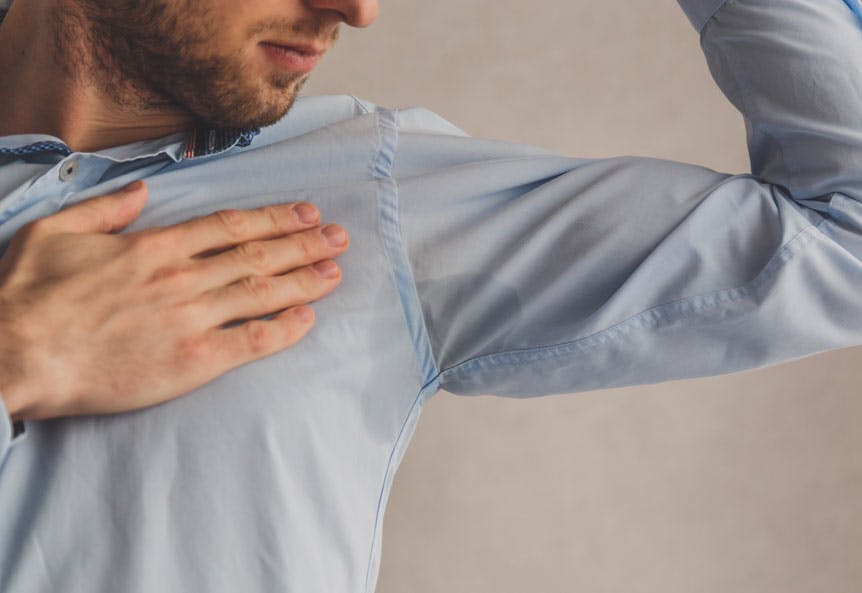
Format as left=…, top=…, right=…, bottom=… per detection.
left=196, top=260, right=342, bottom=327
left=191, top=223, right=349, bottom=292
left=206, top=306, right=317, bottom=369
left=40, top=181, right=149, bottom=234
left=156, top=202, right=323, bottom=257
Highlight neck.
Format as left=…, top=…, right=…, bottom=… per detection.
left=0, top=1, right=195, bottom=152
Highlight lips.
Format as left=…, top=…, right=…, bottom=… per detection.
left=260, top=42, right=325, bottom=74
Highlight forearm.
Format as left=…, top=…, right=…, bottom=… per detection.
left=678, top=0, right=862, bottom=201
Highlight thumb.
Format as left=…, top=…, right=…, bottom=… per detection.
left=50, top=181, right=149, bottom=234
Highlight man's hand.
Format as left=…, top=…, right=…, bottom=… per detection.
left=0, top=181, right=349, bottom=422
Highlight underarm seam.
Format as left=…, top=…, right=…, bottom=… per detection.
left=440, top=222, right=819, bottom=379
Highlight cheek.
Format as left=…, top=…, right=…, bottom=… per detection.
left=214, top=25, right=254, bottom=58
left=235, top=44, right=270, bottom=84
left=192, top=1, right=255, bottom=58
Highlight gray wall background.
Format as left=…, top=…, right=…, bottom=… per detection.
left=303, top=2, right=862, bottom=592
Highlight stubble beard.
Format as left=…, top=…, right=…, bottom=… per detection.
left=55, top=0, right=315, bottom=130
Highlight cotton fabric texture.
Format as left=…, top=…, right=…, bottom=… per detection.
left=1, top=1, right=862, bottom=591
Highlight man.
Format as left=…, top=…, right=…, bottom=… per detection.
left=1, top=1, right=860, bottom=592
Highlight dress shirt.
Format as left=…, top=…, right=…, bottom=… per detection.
left=1, top=1, right=861, bottom=591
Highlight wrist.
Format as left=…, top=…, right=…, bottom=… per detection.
left=0, top=326, right=39, bottom=422
left=0, top=374, right=35, bottom=422
left=0, top=388, right=29, bottom=441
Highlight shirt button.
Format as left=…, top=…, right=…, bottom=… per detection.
left=59, top=157, right=79, bottom=182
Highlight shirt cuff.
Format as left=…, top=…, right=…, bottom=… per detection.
left=677, top=0, right=730, bottom=32
left=844, top=0, right=862, bottom=23
left=0, top=389, right=27, bottom=467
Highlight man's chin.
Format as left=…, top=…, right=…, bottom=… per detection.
left=238, top=76, right=308, bottom=129
left=203, top=89, right=302, bottom=131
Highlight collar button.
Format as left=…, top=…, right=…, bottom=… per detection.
left=59, top=157, right=79, bottom=182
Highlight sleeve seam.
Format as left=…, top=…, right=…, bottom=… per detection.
left=440, top=222, right=820, bottom=380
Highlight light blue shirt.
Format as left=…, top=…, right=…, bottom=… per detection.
left=2, top=1, right=861, bottom=591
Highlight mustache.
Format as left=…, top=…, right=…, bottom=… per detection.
left=247, top=19, right=341, bottom=44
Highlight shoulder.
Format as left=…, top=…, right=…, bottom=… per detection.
left=255, top=94, right=469, bottom=146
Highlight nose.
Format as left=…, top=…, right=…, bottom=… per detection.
left=304, top=0, right=379, bottom=28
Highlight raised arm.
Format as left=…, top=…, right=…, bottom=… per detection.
left=392, top=0, right=862, bottom=396
left=682, top=0, right=862, bottom=199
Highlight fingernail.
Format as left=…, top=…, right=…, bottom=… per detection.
left=322, top=225, right=347, bottom=247
left=123, top=180, right=145, bottom=193
left=294, top=306, right=315, bottom=323
left=313, top=260, right=340, bottom=278
left=292, top=203, right=319, bottom=224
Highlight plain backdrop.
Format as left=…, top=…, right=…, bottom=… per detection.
left=303, top=2, right=862, bottom=592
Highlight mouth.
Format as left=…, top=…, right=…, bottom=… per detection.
left=259, top=41, right=327, bottom=74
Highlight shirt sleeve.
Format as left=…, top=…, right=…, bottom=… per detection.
left=392, top=0, right=862, bottom=397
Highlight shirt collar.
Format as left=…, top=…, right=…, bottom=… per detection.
left=182, top=126, right=260, bottom=159
left=0, top=126, right=260, bottom=164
